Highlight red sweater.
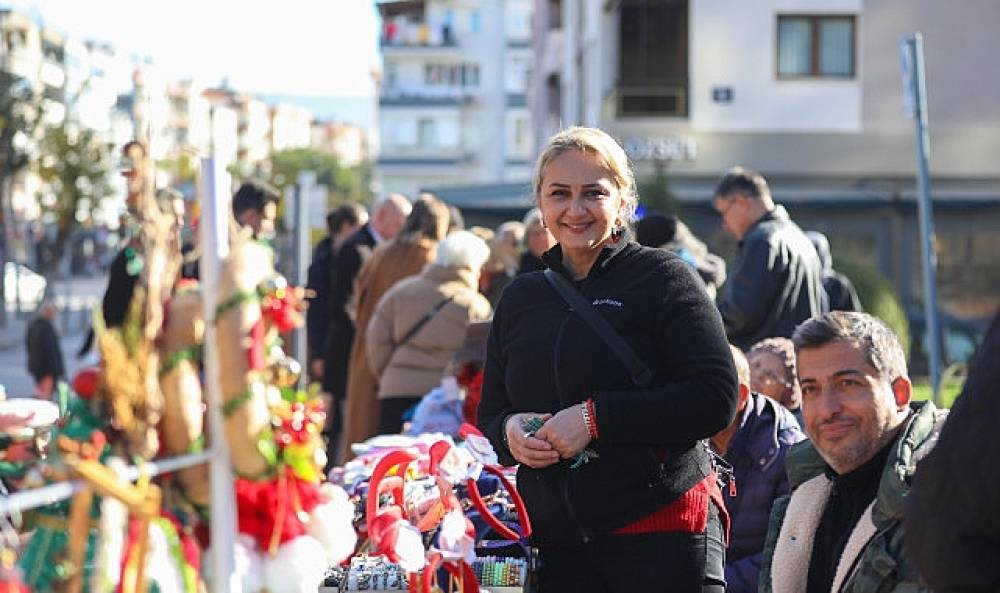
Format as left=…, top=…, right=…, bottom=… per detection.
left=614, top=472, right=729, bottom=539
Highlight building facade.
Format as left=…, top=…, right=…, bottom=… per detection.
left=375, top=0, right=533, bottom=196
left=531, top=0, right=1000, bottom=355
left=311, top=121, right=368, bottom=167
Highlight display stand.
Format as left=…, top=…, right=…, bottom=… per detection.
left=0, top=154, right=239, bottom=593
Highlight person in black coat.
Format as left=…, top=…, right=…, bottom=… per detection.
left=478, top=127, right=737, bottom=593
left=320, top=194, right=410, bottom=465
left=905, top=310, right=1000, bottom=591
left=25, top=300, right=64, bottom=398
left=805, top=230, right=863, bottom=313
left=305, top=203, right=367, bottom=380
left=713, top=168, right=828, bottom=350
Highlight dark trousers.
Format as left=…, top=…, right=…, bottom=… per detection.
left=377, top=396, right=422, bottom=435
left=323, top=397, right=343, bottom=473
left=537, top=505, right=726, bottom=593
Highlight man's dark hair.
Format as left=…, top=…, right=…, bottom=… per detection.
left=792, top=311, right=908, bottom=382
left=232, top=180, right=280, bottom=218
left=714, top=166, right=770, bottom=202
left=326, top=203, right=367, bottom=235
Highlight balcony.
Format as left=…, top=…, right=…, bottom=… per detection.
left=380, top=18, right=457, bottom=51
left=380, top=87, right=475, bottom=107
left=612, top=84, right=688, bottom=118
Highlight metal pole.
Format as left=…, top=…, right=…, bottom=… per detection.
left=902, top=34, right=943, bottom=402
left=199, top=156, right=239, bottom=593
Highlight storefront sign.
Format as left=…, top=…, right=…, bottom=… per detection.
left=623, top=136, right=698, bottom=161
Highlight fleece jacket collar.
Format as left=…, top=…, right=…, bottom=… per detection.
left=540, top=238, right=637, bottom=284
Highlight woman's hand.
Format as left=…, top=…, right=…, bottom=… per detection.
left=535, top=404, right=591, bottom=460
left=504, top=413, right=560, bottom=469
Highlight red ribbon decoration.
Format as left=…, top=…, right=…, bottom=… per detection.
left=366, top=449, right=419, bottom=534
left=465, top=464, right=532, bottom=541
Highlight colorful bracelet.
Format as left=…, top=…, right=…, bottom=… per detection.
left=581, top=399, right=599, bottom=440
left=586, top=399, right=599, bottom=439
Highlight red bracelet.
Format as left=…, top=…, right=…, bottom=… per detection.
left=584, top=398, right=599, bottom=440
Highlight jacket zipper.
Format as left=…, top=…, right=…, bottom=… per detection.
left=553, top=307, right=591, bottom=543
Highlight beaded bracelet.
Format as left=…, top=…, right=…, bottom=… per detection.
left=586, top=398, right=599, bottom=439
left=581, top=399, right=599, bottom=440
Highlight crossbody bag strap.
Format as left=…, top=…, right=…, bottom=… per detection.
left=543, top=268, right=653, bottom=388
left=395, top=294, right=455, bottom=352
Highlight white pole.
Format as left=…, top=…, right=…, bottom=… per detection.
left=199, top=156, right=239, bottom=593
left=294, top=172, right=315, bottom=374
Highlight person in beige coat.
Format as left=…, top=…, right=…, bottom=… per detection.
left=366, top=230, right=492, bottom=435
left=339, top=196, right=451, bottom=462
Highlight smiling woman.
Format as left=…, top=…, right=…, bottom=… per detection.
left=477, top=127, right=739, bottom=593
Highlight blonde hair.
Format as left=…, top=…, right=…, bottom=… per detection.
left=533, top=126, right=638, bottom=224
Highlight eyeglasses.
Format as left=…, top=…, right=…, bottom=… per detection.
left=715, top=198, right=740, bottom=219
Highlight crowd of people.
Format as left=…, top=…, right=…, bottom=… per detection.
left=297, top=126, right=1000, bottom=593
left=23, top=126, right=992, bottom=592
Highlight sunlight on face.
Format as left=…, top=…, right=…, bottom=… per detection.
left=538, top=150, right=625, bottom=260
left=797, top=340, right=908, bottom=474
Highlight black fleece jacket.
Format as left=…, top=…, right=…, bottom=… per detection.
left=478, top=241, right=738, bottom=545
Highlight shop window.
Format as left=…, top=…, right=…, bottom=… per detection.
left=777, top=15, right=856, bottom=78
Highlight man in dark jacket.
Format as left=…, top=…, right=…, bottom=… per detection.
left=321, top=193, right=410, bottom=464
left=712, top=345, right=805, bottom=593
left=713, top=167, right=827, bottom=350
left=805, top=231, right=863, bottom=313
left=905, top=310, right=1000, bottom=591
left=305, top=203, right=367, bottom=380
left=25, top=300, right=64, bottom=398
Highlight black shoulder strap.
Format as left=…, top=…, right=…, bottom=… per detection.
left=397, top=295, right=456, bottom=349
left=543, top=269, right=652, bottom=388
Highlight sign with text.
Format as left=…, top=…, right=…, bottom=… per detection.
left=623, top=136, right=698, bottom=161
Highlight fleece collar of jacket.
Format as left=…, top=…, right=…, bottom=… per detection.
left=540, top=239, right=635, bottom=282
left=770, top=474, right=878, bottom=593
left=772, top=401, right=948, bottom=593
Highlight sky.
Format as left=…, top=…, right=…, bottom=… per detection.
left=3, top=0, right=380, bottom=126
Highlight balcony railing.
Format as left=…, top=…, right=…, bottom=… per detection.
left=381, top=22, right=457, bottom=48
left=380, top=86, right=476, bottom=107
left=614, top=84, right=688, bottom=118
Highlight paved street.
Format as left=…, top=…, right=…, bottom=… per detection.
left=0, top=275, right=105, bottom=398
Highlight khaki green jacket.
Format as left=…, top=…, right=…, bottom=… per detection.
left=759, top=402, right=946, bottom=593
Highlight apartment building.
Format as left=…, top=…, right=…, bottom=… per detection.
left=528, top=0, right=1000, bottom=342
left=311, top=121, right=368, bottom=167
left=375, top=0, right=533, bottom=196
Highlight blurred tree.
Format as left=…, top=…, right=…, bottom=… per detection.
left=0, top=72, right=42, bottom=324
left=637, top=160, right=680, bottom=214
left=835, top=256, right=911, bottom=359
left=266, top=147, right=372, bottom=208
left=35, top=121, right=114, bottom=279
left=158, top=153, right=199, bottom=185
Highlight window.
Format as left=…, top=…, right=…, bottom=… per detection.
left=418, top=118, right=437, bottom=148
left=777, top=15, right=856, bottom=78
left=618, top=0, right=688, bottom=117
